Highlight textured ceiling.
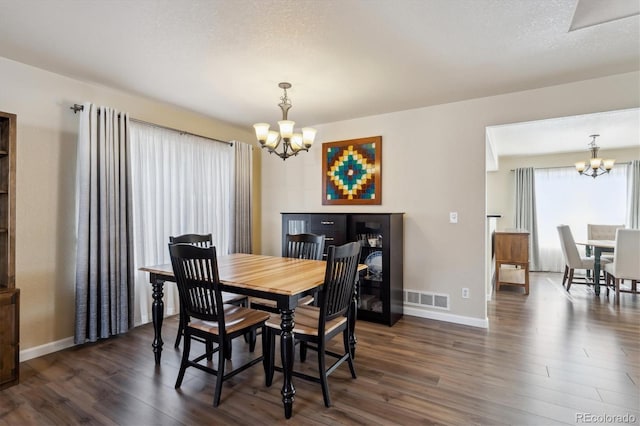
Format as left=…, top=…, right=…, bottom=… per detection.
left=0, top=0, right=638, bottom=154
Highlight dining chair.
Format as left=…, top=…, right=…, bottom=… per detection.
left=557, top=225, right=610, bottom=291
left=170, top=233, right=248, bottom=350
left=604, top=229, right=640, bottom=304
left=264, top=241, right=361, bottom=408
left=169, top=243, right=269, bottom=407
left=586, top=223, right=624, bottom=262
left=285, top=233, right=326, bottom=260
left=587, top=224, right=625, bottom=241
left=250, top=233, right=326, bottom=313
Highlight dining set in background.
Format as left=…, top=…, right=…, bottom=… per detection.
left=557, top=223, right=640, bottom=302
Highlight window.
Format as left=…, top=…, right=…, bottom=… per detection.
left=534, top=166, right=627, bottom=272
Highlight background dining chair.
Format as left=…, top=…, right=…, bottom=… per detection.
left=169, top=243, right=269, bottom=407
left=170, top=234, right=248, bottom=349
left=250, top=233, right=325, bottom=313
left=586, top=223, right=624, bottom=262
left=557, top=225, right=610, bottom=291
left=264, top=241, right=361, bottom=408
left=285, top=233, right=326, bottom=260
left=587, top=224, right=625, bottom=241
left=604, top=228, right=640, bottom=304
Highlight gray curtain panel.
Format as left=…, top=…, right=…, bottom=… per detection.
left=514, top=167, right=540, bottom=270
left=75, top=103, right=134, bottom=344
left=232, top=141, right=253, bottom=253
left=628, top=160, right=640, bottom=229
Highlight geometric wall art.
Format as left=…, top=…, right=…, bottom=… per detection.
left=322, top=136, right=382, bottom=205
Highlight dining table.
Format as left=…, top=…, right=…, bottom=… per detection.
left=575, top=239, right=615, bottom=296
left=140, top=252, right=364, bottom=419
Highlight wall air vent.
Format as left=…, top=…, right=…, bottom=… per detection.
left=407, top=291, right=420, bottom=304
left=404, top=289, right=449, bottom=311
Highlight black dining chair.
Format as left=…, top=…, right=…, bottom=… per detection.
left=285, top=233, right=326, bottom=260
left=250, top=233, right=325, bottom=313
left=170, top=234, right=248, bottom=350
left=169, top=243, right=269, bottom=407
left=264, top=241, right=361, bottom=407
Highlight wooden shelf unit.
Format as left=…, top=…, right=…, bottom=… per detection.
left=0, top=111, right=18, bottom=390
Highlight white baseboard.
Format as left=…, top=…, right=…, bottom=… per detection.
left=20, top=336, right=76, bottom=362
left=404, top=305, right=489, bottom=329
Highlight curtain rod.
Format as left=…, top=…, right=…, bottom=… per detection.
left=70, top=104, right=233, bottom=147
left=509, top=162, right=631, bottom=172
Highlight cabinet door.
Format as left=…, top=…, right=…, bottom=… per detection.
left=282, top=214, right=310, bottom=235
left=350, top=215, right=388, bottom=320
left=0, top=289, right=19, bottom=389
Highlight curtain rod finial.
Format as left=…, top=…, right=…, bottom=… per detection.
left=70, top=104, right=84, bottom=113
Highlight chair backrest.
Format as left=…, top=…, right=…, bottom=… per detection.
left=587, top=224, right=625, bottom=241
left=168, top=243, right=226, bottom=330
left=317, top=242, right=362, bottom=332
left=169, top=233, right=212, bottom=247
left=613, top=229, right=640, bottom=280
left=284, top=233, right=325, bottom=260
left=557, top=225, right=583, bottom=268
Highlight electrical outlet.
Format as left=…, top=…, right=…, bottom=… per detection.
left=462, top=287, right=469, bottom=299
left=449, top=212, right=458, bottom=223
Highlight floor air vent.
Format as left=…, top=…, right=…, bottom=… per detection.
left=404, top=290, right=449, bottom=310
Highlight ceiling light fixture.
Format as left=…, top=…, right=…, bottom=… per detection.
left=253, top=82, right=316, bottom=160
left=575, top=134, right=615, bottom=178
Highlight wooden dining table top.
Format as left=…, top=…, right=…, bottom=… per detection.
left=140, top=253, right=334, bottom=296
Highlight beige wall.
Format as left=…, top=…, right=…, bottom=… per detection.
left=487, top=147, right=640, bottom=231
left=0, top=57, right=257, bottom=353
left=260, top=72, right=640, bottom=326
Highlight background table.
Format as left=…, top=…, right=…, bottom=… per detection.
left=576, top=240, right=615, bottom=296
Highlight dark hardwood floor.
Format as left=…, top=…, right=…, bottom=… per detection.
left=2, top=272, right=638, bottom=425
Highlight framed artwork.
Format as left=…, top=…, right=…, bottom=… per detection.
left=322, top=136, right=382, bottom=205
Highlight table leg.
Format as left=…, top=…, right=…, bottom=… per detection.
left=151, top=277, right=165, bottom=364
left=593, top=248, right=601, bottom=296
left=280, top=308, right=296, bottom=419
left=349, top=279, right=358, bottom=359
left=585, top=245, right=592, bottom=279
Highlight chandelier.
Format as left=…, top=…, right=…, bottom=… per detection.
left=575, top=134, right=615, bottom=178
left=253, top=82, right=317, bottom=160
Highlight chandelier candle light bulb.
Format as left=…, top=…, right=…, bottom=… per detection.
left=278, top=120, right=295, bottom=139
left=302, top=127, right=317, bottom=148
left=265, top=131, right=278, bottom=149
left=291, top=133, right=303, bottom=151
left=254, top=82, right=316, bottom=160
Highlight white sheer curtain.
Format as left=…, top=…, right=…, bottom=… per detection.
left=129, top=122, right=234, bottom=325
left=535, top=166, right=628, bottom=272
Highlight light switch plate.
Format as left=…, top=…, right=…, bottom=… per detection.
left=449, top=212, right=458, bottom=223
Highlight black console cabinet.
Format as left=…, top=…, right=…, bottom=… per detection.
left=282, top=212, right=404, bottom=326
